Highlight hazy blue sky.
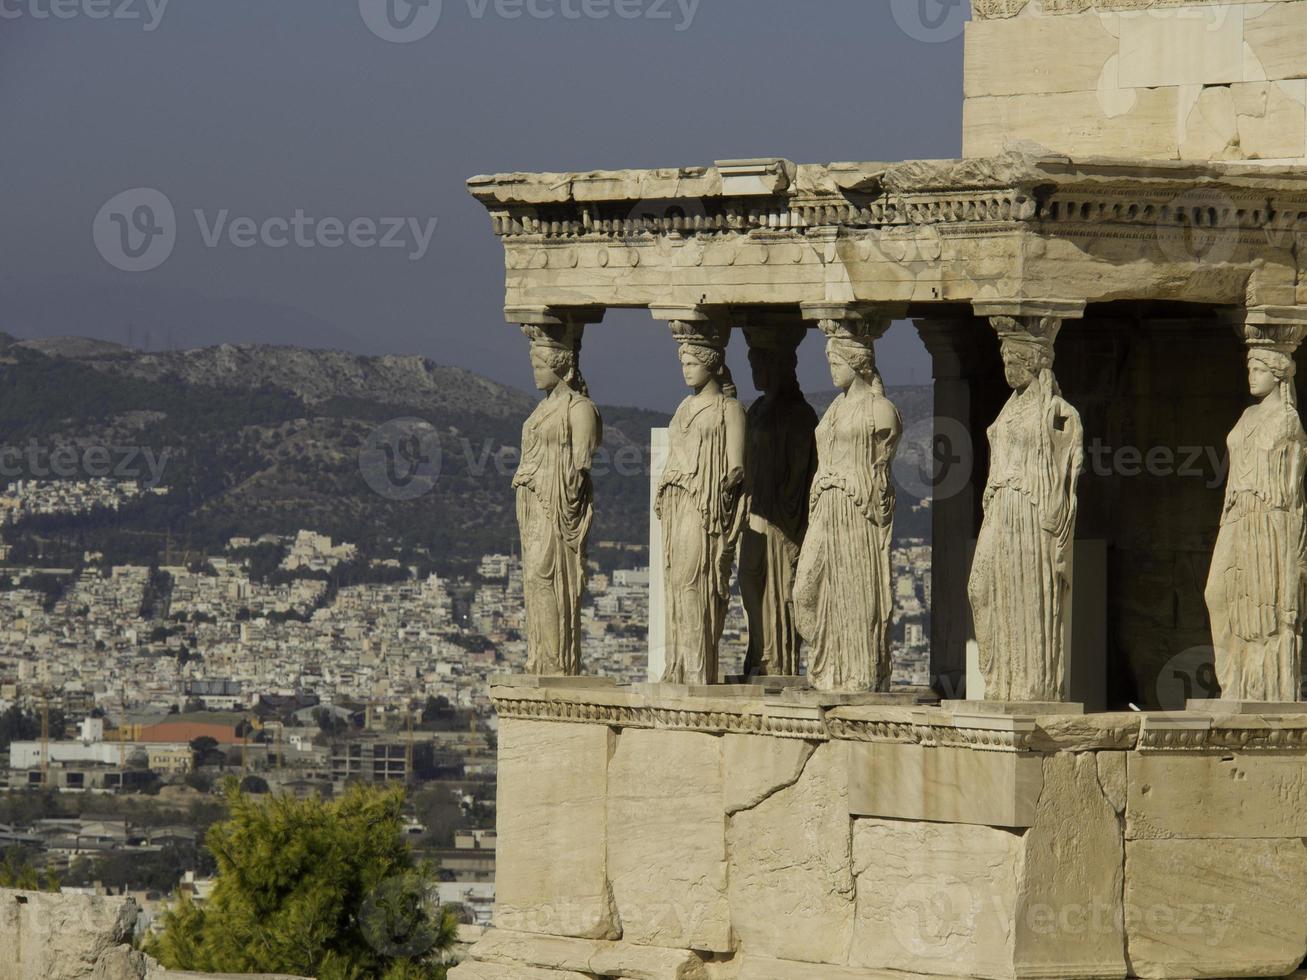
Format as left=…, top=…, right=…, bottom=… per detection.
left=0, top=0, right=968, bottom=409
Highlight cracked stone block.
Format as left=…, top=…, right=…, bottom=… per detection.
left=1127, top=750, right=1307, bottom=839
left=964, top=88, right=1180, bottom=159
left=463, top=929, right=708, bottom=980
left=1126, top=837, right=1307, bottom=979
left=726, top=740, right=854, bottom=964
left=964, top=11, right=1119, bottom=98
left=1246, top=1, right=1307, bottom=82
left=493, top=720, right=618, bottom=940
left=722, top=734, right=814, bottom=815
left=849, top=751, right=1125, bottom=979
left=1015, top=751, right=1126, bottom=979
left=607, top=729, right=731, bottom=952
left=849, top=818, right=1023, bottom=978
left=1180, top=82, right=1307, bottom=161
left=447, top=962, right=592, bottom=980
left=0, top=890, right=137, bottom=980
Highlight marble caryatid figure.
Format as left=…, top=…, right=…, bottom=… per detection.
left=656, top=320, right=748, bottom=685
left=513, top=323, right=602, bottom=676
left=968, top=315, right=1083, bottom=702
left=1205, top=341, right=1307, bottom=703
left=740, top=322, right=818, bottom=678
left=793, top=316, right=902, bottom=692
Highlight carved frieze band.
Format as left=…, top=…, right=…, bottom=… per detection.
left=489, top=187, right=1307, bottom=243
left=490, top=694, right=827, bottom=741
left=1137, top=725, right=1307, bottom=752
left=973, top=0, right=1239, bottom=18
left=494, top=691, right=1307, bottom=753
left=492, top=693, right=1035, bottom=752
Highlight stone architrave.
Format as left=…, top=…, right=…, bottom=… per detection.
left=739, top=316, right=818, bottom=678
left=511, top=307, right=604, bottom=677
left=969, top=301, right=1085, bottom=703
left=653, top=307, right=748, bottom=686
left=1205, top=308, right=1307, bottom=704
left=793, top=304, right=902, bottom=692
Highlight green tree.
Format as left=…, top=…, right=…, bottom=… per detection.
left=146, top=782, right=455, bottom=980
left=0, top=846, right=58, bottom=891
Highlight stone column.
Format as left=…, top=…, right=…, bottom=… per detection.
left=969, top=299, right=1086, bottom=706
left=507, top=306, right=604, bottom=677
left=795, top=303, right=903, bottom=692
left=738, top=311, right=818, bottom=679
left=649, top=306, right=747, bottom=686
left=914, top=316, right=988, bottom=699
left=1201, top=306, right=1307, bottom=708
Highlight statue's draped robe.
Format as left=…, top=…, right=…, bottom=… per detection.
left=1205, top=404, right=1307, bottom=702
left=513, top=388, right=600, bottom=675
left=968, top=382, right=1083, bottom=702
left=657, top=393, right=748, bottom=685
left=793, top=392, right=901, bottom=691
left=741, top=389, right=818, bottom=677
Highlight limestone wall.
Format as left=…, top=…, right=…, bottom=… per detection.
left=0, top=889, right=310, bottom=980
left=964, top=0, right=1307, bottom=163
left=453, top=685, right=1307, bottom=979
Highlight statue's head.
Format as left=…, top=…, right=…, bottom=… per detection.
left=1000, top=337, right=1052, bottom=391
left=826, top=337, right=878, bottom=393
left=522, top=323, right=587, bottom=396
left=530, top=346, right=578, bottom=392
left=744, top=324, right=804, bottom=395
left=680, top=343, right=723, bottom=389
left=1247, top=348, right=1294, bottom=400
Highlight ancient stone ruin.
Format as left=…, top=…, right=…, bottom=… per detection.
left=453, top=2, right=1307, bottom=978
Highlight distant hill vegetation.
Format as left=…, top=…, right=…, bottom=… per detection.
left=0, top=336, right=932, bottom=573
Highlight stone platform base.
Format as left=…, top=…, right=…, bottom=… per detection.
left=470, top=682, right=1307, bottom=980
left=942, top=699, right=1086, bottom=716
left=1186, top=699, right=1307, bottom=715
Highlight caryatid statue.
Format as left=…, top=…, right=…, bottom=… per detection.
left=793, top=311, right=902, bottom=692
left=655, top=316, right=748, bottom=685
left=513, top=319, right=602, bottom=676
left=1205, top=318, right=1307, bottom=703
left=968, top=312, right=1083, bottom=703
left=740, top=321, right=819, bottom=678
